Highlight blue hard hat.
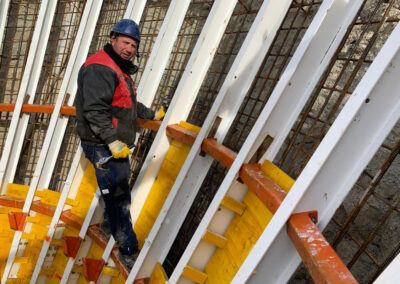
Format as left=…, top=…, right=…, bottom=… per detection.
left=111, top=19, right=140, bottom=42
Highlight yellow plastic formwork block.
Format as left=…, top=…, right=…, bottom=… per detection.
left=0, top=206, right=22, bottom=278
left=149, top=262, right=168, bottom=284
left=48, top=226, right=80, bottom=282
left=205, top=160, right=294, bottom=283
left=134, top=121, right=200, bottom=249
left=35, top=189, right=61, bottom=207
left=70, top=162, right=97, bottom=219
left=5, top=183, right=29, bottom=199
left=261, top=160, right=294, bottom=192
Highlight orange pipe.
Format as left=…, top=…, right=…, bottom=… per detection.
left=288, top=212, right=358, bottom=284
left=0, top=103, right=76, bottom=115
left=137, top=118, right=161, bottom=131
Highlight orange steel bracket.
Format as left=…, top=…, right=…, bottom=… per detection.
left=62, top=236, right=82, bottom=258
left=166, top=124, right=197, bottom=145
left=137, top=118, right=161, bottom=131
left=83, top=258, right=105, bottom=282
left=8, top=212, right=28, bottom=231
left=239, top=164, right=287, bottom=214
left=287, top=212, right=358, bottom=284
left=202, top=138, right=237, bottom=168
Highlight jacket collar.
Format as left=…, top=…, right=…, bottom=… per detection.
left=104, top=43, right=138, bottom=75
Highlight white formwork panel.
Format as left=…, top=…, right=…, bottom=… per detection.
left=169, top=0, right=365, bottom=282
left=129, top=0, right=237, bottom=230
left=0, top=1, right=58, bottom=282
left=0, top=0, right=57, bottom=195
left=29, top=0, right=104, bottom=281
left=236, top=21, right=400, bottom=284
left=134, top=0, right=293, bottom=280
left=136, top=0, right=191, bottom=105
left=374, top=253, right=400, bottom=284
left=0, top=0, right=10, bottom=51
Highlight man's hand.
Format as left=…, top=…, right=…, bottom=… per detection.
left=108, top=140, right=131, bottom=158
left=154, top=106, right=165, bottom=121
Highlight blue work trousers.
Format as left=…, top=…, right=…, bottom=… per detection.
left=81, top=143, right=138, bottom=255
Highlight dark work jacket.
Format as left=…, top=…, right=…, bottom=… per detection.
left=75, top=46, right=154, bottom=147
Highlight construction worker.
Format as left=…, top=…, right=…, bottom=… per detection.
left=75, top=19, right=164, bottom=270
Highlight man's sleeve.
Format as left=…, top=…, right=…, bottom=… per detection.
left=81, top=64, right=118, bottom=144
left=137, top=102, right=155, bottom=120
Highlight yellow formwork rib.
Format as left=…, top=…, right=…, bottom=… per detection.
left=134, top=121, right=201, bottom=248
left=204, top=160, right=294, bottom=283
left=149, top=262, right=169, bottom=284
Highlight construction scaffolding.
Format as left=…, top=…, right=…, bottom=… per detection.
left=0, top=0, right=399, bottom=283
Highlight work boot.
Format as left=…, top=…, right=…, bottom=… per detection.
left=119, top=253, right=136, bottom=271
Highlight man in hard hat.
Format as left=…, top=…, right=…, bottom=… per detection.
left=75, top=19, right=164, bottom=271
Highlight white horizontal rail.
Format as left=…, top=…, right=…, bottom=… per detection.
left=374, top=253, right=400, bottom=284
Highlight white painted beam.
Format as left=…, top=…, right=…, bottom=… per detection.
left=127, top=0, right=248, bottom=281
left=0, top=0, right=10, bottom=52
left=134, top=0, right=293, bottom=280
left=374, top=253, right=400, bottom=284
left=136, top=0, right=191, bottom=106
left=129, top=0, right=237, bottom=230
left=238, top=20, right=400, bottom=284
left=30, top=148, right=83, bottom=283
left=37, top=0, right=103, bottom=190
left=0, top=0, right=58, bottom=281
left=169, top=0, right=365, bottom=282
left=0, top=0, right=57, bottom=195
left=124, top=0, right=147, bottom=22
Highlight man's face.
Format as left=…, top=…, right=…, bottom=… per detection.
left=110, top=34, right=138, bottom=60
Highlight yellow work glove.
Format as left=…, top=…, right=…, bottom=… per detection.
left=154, top=106, right=165, bottom=121
left=108, top=140, right=131, bottom=158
